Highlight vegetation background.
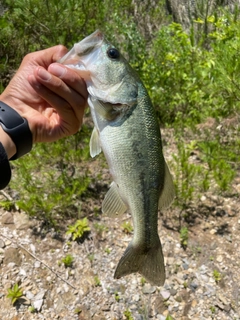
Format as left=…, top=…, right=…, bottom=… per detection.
left=0, top=0, right=239, bottom=230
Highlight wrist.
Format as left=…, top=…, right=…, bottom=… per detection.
left=0, top=126, right=17, bottom=159
left=0, top=100, right=33, bottom=159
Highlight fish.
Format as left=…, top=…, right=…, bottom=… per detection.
left=60, top=30, right=175, bottom=286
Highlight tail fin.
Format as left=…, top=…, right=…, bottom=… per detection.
left=114, top=239, right=165, bottom=286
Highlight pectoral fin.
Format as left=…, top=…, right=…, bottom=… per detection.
left=158, top=160, right=175, bottom=210
left=102, top=182, right=128, bottom=216
left=90, top=127, right=102, bottom=158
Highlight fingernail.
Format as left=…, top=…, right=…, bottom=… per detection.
left=48, top=64, right=66, bottom=78
left=37, top=67, right=51, bottom=81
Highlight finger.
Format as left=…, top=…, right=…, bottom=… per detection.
left=28, top=70, right=85, bottom=131
left=36, top=65, right=88, bottom=123
left=34, top=66, right=87, bottom=113
left=48, top=63, right=89, bottom=100
left=22, top=45, right=69, bottom=68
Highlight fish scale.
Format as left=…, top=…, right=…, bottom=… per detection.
left=60, top=30, right=175, bottom=286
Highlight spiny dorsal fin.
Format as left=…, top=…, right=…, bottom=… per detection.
left=90, top=126, right=102, bottom=158
left=102, top=182, right=128, bottom=216
left=158, top=160, right=175, bottom=210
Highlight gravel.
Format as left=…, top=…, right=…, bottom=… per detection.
left=0, top=127, right=239, bottom=320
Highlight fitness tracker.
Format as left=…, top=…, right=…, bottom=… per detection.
left=0, top=101, right=32, bottom=160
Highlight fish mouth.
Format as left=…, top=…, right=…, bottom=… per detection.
left=59, top=30, right=104, bottom=65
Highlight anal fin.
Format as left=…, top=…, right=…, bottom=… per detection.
left=102, top=182, right=128, bottom=216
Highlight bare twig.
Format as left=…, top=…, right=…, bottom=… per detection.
left=0, top=234, right=77, bottom=290
left=0, top=190, right=13, bottom=202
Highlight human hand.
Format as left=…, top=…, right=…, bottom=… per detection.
left=0, top=45, right=88, bottom=143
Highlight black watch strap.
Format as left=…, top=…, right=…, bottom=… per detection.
left=0, top=101, right=32, bottom=160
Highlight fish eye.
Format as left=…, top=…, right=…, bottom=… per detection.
left=107, top=48, right=120, bottom=60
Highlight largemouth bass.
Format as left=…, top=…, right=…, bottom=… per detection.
left=60, top=30, right=175, bottom=286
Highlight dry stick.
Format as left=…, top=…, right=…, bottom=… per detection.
left=0, top=190, right=18, bottom=211
left=0, top=234, right=77, bottom=290
left=0, top=190, right=13, bottom=202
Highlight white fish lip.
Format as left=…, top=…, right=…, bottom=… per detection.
left=59, top=30, right=104, bottom=65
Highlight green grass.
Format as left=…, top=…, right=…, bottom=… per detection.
left=7, top=283, right=23, bottom=305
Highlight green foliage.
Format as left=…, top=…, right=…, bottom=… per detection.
left=213, top=269, right=222, bottom=283
left=172, top=138, right=202, bottom=208
left=180, top=226, right=189, bottom=248
left=74, top=307, right=82, bottom=314
left=0, top=200, right=14, bottom=211
left=121, top=221, right=133, bottom=234
left=140, top=277, right=146, bottom=286
left=94, top=275, right=101, bottom=287
left=66, top=217, right=90, bottom=241
left=94, top=222, right=108, bottom=237
left=104, top=247, right=111, bottom=254
left=197, top=138, right=236, bottom=192
left=7, top=283, right=23, bottom=305
left=210, top=306, right=216, bottom=314
left=166, top=315, right=174, bottom=320
left=1, top=1, right=240, bottom=228
left=61, top=254, right=74, bottom=268
left=114, top=291, right=120, bottom=302
left=28, top=306, right=36, bottom=313
left=10, top=129, right=90, bottom=227
left=140, top=13, right=240, bottom=125
left=123, top=309, right=134, bottom=320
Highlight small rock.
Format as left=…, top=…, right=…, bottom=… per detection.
left=142, top=283, right=156, bottom=294
left=160, top=290, right=171, bottom=300
left=224, top=304, right=231, bottom=312
left=34, top=290, right=46, bottom=301
left=163, top=309, right=169, bottom=317
left=218, top=294, right=228, bottom=305
left=189, top=280, right=198, bottom=291
left=102, top=302, right=112, bottom=311
left=4, top=247, right=22, bottom=266
left=170, top=288, right=177, bottom=296
left=19, top=296, right=31, bottom=305
left=201, top=275, right=209, bottom=282
left=182, top=263, right=189, bottom=270
left=2, top=212, right=14, bottom=224
left=34, top=261, right=41, bottom=268
left=133, top=294, right=140, bottom=302
left=4, top=239, right=12, bottom=246
left=30, top=244, right=36, bottom=254
left=216, top=301, right=225, bottom=310
left=14, top=212, right=30, bottom=230
left=19, top=268, right=27, bottom=277
left=26, top=291, right=34, bottom=300
left=0, top=239, right=5, bottom=248
left=33, top=299, right=44, bottom=311
left=191, top=299, right=198, bottom=307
